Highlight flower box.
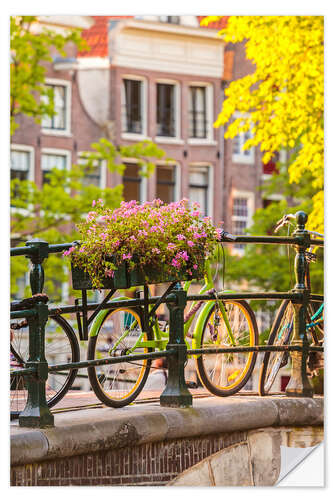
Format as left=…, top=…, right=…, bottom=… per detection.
left=71, top=257, right=205, bottom=290
left=66, top=199, right=221, bottom=290
left=71, top=261, right=128, bottom=290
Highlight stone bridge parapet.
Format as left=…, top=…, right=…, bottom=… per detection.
left=10, top=395, right=323, bottom=486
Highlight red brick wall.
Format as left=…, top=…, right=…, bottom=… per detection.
left=11, top=430, right=247, bottom=486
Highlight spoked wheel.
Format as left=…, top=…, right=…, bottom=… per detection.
left=196, top=300, right=259, bottom=396
left=258, top=300, right=293, bottom=396
left=308, top=301, right=324, bottom=339
left=10, top=315, right=80, bottom=417
left=87, top=307, right=152, bottom=407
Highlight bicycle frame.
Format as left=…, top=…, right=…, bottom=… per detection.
left=88, top=258, right=236, bottom=357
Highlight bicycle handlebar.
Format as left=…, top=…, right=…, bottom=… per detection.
left=219, top=230, right=238, bottom=242
left=274, top=213, right=296, bottom=233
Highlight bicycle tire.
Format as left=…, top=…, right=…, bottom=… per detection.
left=196, top=299, right=259, bottom=396
left=10, top=314, right=80, bottom=415
left=258, top=299, right=324, bottom=396
left=308, top=301, right=324, bottom=338
left=87, top=306, right=152, bottom=408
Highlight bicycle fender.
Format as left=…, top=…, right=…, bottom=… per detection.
left=89, top=296, right=130, bottom=337
left=191, top=300, right=215, bottom=358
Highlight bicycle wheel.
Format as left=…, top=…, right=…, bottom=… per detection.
left=87, top=307, right=152, bottom=407
left=258, top=300, right=293, bottom=396
left=308, top=301, right=324, bottom=339
left=10, top=315, right=80, bottom=416
left=196, top=300, right=259, bottom=396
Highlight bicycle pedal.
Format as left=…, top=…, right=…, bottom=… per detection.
left=185, top=381, right=198, bottom=389
left=98, top=374, right=106, bottom=384
left=280, top=352, right=289, bottom=368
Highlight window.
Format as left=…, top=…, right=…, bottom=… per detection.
left=122, top=164, right=143, bottom=202
left=232, top=118, right=254, bottom=164
left=156, top=165, right=176, bottom=203
left=11, top=150, right=30, bottom=182
left=10, top=147, right=34, bottom=208
left=42, top=85, right=67, bottom=130
left=189, top=86, right=207, bottom=139
left=156, top=83, right=176, bottom=137
left=41, top=80, right=71, bottom=134
left=122, top=79, right=144, bottom=135
left=232, top=197, right=251, bottom=251
left=78, top=155, right=103, bottom=188
left=188, top=166, right=209, bottom=216
left=159, top=16, right=180, bottom=24
left=41, top=153, right=67, bottom=184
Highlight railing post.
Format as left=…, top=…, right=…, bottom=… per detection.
left=160, top=283, right=192, bottom=407
left=19, top=240, right=54, bottom=427
left=285, top=212, right=314, bottom=398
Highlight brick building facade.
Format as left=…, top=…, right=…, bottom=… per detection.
left=11, top=15, right=266, bottom=240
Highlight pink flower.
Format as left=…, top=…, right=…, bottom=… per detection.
left=187, top=240, right=194, bottom=247
left=193, top=264, right=198, bottom=270
left=177, top=234, right=186, bottom=241
left=122, top=253, right=132, bottom=260
left=105, top=269, right=114, bottom=278
left=178, top=251, right=189, bottom=261
left=167, top=243, right=176, bottom=251
left=100, top=233, right=107, bottom=240
left=152, top=248, right=161, bottom=254
left=171, top=258, right=181, bottom=269
left=63, top=246, right=75, bottom=257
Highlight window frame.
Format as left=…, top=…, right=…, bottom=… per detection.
left=188, top=163, right=213, bottom=217
left=10, top=145, right=35, bottom=213
left=121, top=159, right=147, bottom=204
left=155, top=79, right=182, bottom=144
left=121, top=75, right=148, bottom=141
left=231, top=113, right=255, bottom=164
left=155, top=161, right=180, bottom=203
left=77, top=152, right=106, bottom=189
left=187, top=83, right=215, bottom=144
left=231, top=190, right=255, bottom=255
left=41, top=78, right=72, bottom=137
left=41, top=148, right=71, bottom=186
left=10, top=144, right=35, bottom=182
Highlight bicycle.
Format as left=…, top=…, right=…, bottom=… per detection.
left=87, top=233, right=259, bottom=408
left=258, top=214, right=324, bottom=396
left=10, top=295, right=80, bottom=418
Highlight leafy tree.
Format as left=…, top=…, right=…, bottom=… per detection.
left=10, top=17, right=167, bottom=300
left=201, top=16, right=324, bottom=232
left=10, top=15, right=87, bottom=135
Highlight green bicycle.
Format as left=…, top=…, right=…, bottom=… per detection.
left=87, top=240, right=259, bottom=408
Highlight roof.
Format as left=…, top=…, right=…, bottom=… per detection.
left=197, top=16, right=229, bottom=30
left=79, top=16, right=132, bottom=57
left=79, top=16, right=229, bottom=58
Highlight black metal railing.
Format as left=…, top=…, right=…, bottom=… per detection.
left=10, top=211, right=324, bottom=428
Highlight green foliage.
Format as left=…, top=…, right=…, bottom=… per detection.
left=10, top=16, right=88, bottom=136
left=221, top=198, right=323, bottom=306
left=202, top=16, right=324, bottom=232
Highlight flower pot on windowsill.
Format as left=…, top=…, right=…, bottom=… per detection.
left=71, top=255, right=205, bottom=290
